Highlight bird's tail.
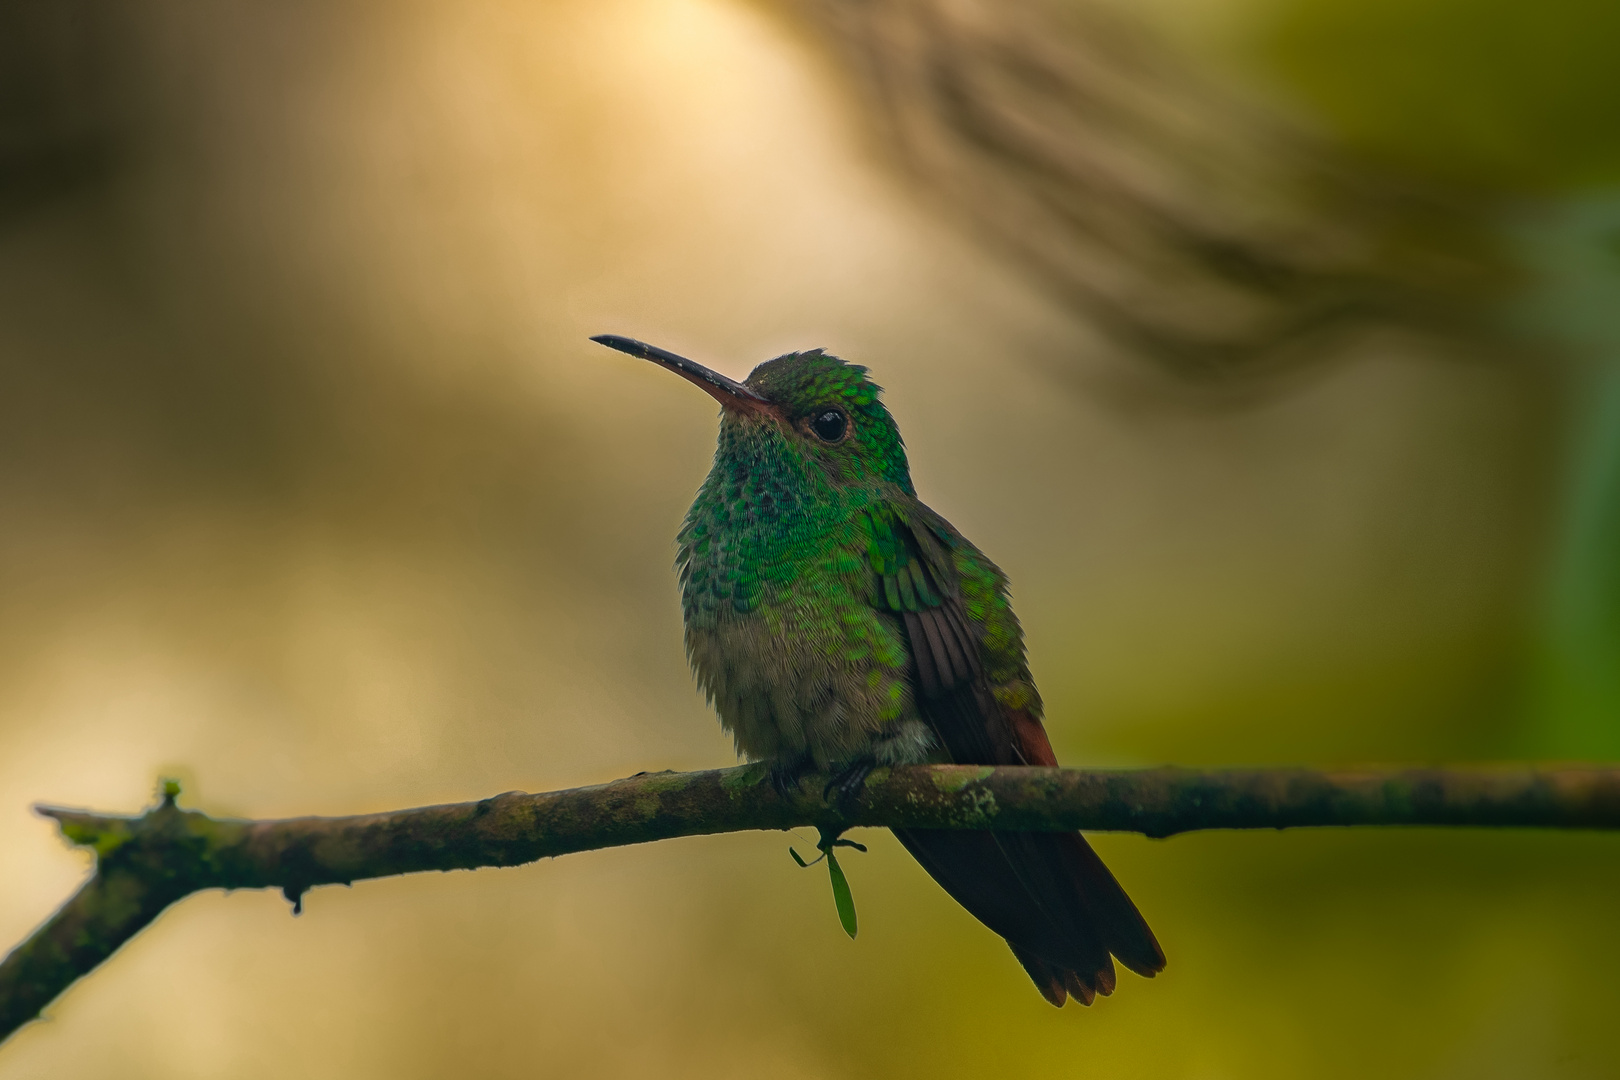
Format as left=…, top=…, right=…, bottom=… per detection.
left=893, top=827, right=1164, bottom=1006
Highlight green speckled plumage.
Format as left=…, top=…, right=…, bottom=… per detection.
left=597, top=334, right=1162, bottom=1007
left=675, top=350, right=1038, bottom=769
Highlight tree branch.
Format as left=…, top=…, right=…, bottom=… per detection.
left=6, top=762, right=1620, bottom=1044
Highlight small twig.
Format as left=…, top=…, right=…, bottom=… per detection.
left=5, top=762, right=1620, bottom=1045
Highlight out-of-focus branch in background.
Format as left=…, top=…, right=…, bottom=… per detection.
left=783, top=0, right=1512, bottom=379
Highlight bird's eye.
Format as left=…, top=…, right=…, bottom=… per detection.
left=809, top=408, right=848, bottom=443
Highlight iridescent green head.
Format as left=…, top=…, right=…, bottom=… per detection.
left=740, top=348, right=913, bottom=495
left=592, top=334, right=914, bottom=497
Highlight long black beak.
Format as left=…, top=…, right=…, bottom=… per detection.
left=591, top=334, right=775, bottom=415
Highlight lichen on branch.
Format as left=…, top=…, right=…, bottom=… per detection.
left=5, top=762, right=1620, bottom=1046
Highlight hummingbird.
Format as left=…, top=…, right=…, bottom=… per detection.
left=592, top=333, right=1165, bottom=1005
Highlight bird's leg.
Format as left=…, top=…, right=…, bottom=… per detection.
left=769, top=751, right=815, bottom=800
left=823, top=756, right=876, bottom=810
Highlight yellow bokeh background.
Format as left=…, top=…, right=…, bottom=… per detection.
left=2, top=0, right=1616, bottom=1076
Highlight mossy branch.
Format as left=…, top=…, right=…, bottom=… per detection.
left=6, top=762, right=1620, bottom=1045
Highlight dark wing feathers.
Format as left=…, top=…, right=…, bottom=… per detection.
left=901, top=611, right=941, bottom=698
left=916, top=611, right=952, bottom=694
left=905, top=608, right=975, bottom=702
left=873, top=503, right=1165, bottom=1005
left=873, top=517, right=981, bottom=699
left=936, top=609, right=976, bottom=685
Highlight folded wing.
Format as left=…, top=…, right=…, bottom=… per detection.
left=869, top=503, right=1165, bottom=1005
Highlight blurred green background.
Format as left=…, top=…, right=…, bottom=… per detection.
left=1, top=0, right=1617, bottom=1076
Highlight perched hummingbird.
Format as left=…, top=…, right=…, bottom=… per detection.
left=593, top=334, right=1165, bottom=1005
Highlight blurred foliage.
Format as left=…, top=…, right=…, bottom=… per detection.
left=0, top=0, right=1615, bottom=1077
left=1510, top=195, right=1620, bottom=757
left=1259, top=0, right=1620, bottom=190
left=785, top=0, right=1514, bottom=380
left=1254, top=0, right=1620, bottom=757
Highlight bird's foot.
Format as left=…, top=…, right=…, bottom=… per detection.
left=823, top=757, right=876, bottom=811
left=769, top=754, right=815, bottom=800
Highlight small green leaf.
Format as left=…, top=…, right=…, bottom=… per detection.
left=789, top=846, right=810, bottom=868
left=826, top=849, right=858, bottom=938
